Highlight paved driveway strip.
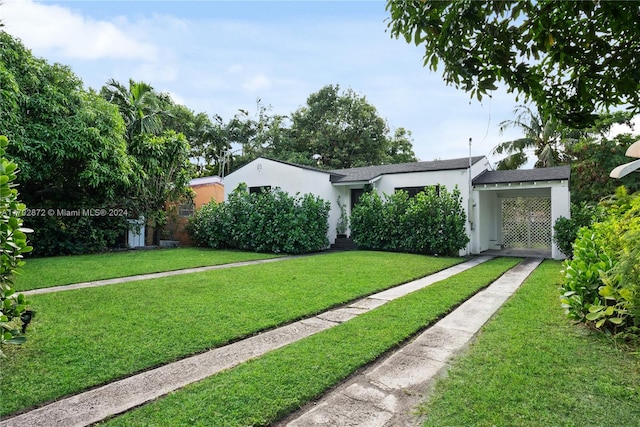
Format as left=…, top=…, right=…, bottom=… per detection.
left=281, top=257, right=543, bottom=427
left=1, top=256, right=491, bottom=427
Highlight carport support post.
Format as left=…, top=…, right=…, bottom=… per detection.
left=551, top=185, right=570, bottom=260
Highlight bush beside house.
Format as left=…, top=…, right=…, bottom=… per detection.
left=187, top=185, right=330, bottom=254
left=0, top=136, right=33, bottom=354
left=553, top=202, right=606, bottom=258
left=560, top=187, right=640, bottom=341
left=350, top=185, right=469, bottom=256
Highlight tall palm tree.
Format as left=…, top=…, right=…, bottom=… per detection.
left=101, top=79, right=163, bottom=142
left=492, top=105, right=578, bottom=170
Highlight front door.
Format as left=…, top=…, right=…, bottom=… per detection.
left=350, top=188, right=365, bottom=211
left=501, top=197, right=551, bottom=250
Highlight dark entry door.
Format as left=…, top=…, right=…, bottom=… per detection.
left=350, top=188, right=365, bottom=211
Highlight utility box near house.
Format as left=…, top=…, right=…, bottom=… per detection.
left=127, top=218, right=146, bottom=248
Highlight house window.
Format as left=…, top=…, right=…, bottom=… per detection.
left=249, top=186, right=272, bottom=194
left=395, top=185, right=440, bottom=198
left=178, top=201, right=195, bottom=217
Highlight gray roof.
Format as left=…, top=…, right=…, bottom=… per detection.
left=329, top=156, right=486, bottom=183
left=472, top=165, right=571, bottom=185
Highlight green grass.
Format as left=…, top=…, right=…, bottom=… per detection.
left=13, top=248, right=281, bottom=291
left=0, top=251, right=462, bottom=417
left=103, top=257, right=522, bottom=426
left=418, top=260, right=640, bottom=426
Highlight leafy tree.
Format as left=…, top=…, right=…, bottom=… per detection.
left=385, top=127, right=418, bottom=164
left=191, top=115, right=231, bottom=177
left=386, top=0, right=640, bottom=127
left=127, top=130, right=193, bottom=240
left=101, top=79, right=164, bottom=142
left=226, top=100, right=290, bottom=172
left=491, top=105, right=579, bottom=169
left=567, top=133, right=640, bottom=205
left=156, top=97, right=229, bottom=177
left=101, top=80, right=197, bottom=243
left=289, top=84, right=412, bottom=169
left=0, top=31, right=135, bottom=255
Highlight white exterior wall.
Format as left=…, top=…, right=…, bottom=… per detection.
left=222, top=156, right=577, bottom=259
left=223, top=158, right=343, bottom=242
left=473, top=190, right=499, bottom=254
left=374, top=160, right=489, bottom=256
left=473, top=180, right=570, bottom=260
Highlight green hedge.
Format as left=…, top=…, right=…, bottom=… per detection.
left=350, top=186, right=469, bottom=256
left=553, top=202, right=605, bottom=258
left=0, top=135, right=33, bottom=354
left=187, top=185, right=330, bottom=254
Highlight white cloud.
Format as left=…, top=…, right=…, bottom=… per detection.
left=132, top=62, right=179, bottom=84
left=242, top=73, right=272, bottom=92
left=1, top=0, right=157, bottom=60
left=166, top=91, right=186, bottom=106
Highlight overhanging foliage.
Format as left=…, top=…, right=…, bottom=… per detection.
left=386, top=0, right=640, bottom=127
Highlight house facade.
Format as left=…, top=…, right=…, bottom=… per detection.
left=223, top=157, right=570, bottom=259
left=129, top=176, right=225, bottom=248
left=165, top=175, right=225, bottom=246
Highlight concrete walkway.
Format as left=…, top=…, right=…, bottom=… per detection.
left=278, top=257, right=543, bottom=427
left=22, top=256, right=298, bottom=296
left=0, top=256, right=542, bottom=427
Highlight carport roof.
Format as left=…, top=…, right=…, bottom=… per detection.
left=330, top=156, right=486, bottom=183
left=473, top=165, right=570, bottom=185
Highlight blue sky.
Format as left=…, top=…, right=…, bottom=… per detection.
left=1, top=0, right=531, bottom=163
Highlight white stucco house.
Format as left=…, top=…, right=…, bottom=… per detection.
left=223, top=156, right=571, bottom=259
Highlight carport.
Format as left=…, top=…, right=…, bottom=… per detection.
left=470, top=166, right=571, bottom=260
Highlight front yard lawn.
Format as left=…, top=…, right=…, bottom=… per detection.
left=104, top=257, right=521, bottom=426
left=1, top=251, right=461, bottom=417
left=13, top=247, right=281, bottom=291
left=419, top=260, right=640, bottom=426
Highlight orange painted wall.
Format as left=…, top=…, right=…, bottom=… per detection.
left=168, top=180, right=224, bottom=246
left=192, top=182, right=224, bottom=209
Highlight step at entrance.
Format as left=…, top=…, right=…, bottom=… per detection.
left=331, top=236, right=357, bottom=251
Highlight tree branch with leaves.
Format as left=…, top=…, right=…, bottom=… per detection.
left=386, top=0, right=640, bottom=128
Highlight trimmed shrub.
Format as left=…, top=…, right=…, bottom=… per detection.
left=187, top=185, right=330, bottom=254
left=351, top=185, right=468, bottom=256
left=553, top=202, right=606, bottom=258
left=349, top=191, right=388, bottom=250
